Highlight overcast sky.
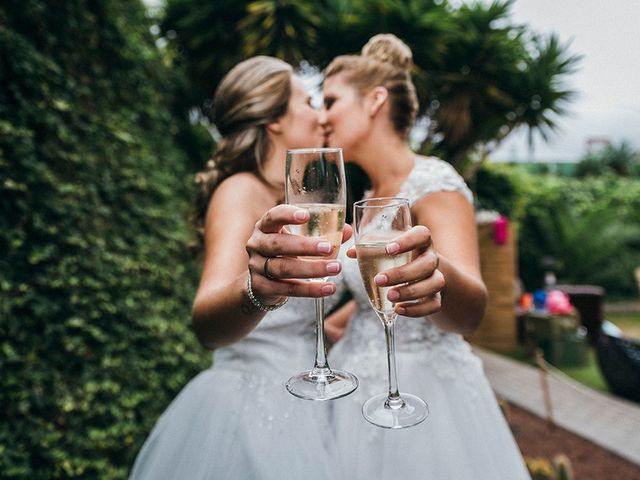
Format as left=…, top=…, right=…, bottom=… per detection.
left=490, top=0, right=640, bottom=162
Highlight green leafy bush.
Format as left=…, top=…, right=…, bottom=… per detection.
left=0, top=1, right=207, bottom=478
left=474, top=163, right=640, bottom=296
left=575, top=140, right=639, bottom=177
left=473, top=163, right=524, bottom=219
left=514, top=172, right=640, bottom=296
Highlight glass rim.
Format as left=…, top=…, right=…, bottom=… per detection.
left=286, top=147, right=343, bottom=155
left=353, top=196, right=410, bottom=209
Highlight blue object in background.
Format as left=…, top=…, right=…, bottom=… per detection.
left=533, top=289, right=547, bottom=310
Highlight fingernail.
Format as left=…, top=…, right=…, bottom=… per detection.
left=294, top=209, right=308, bottom=221
left=318, top=242, right=332, bottom=254
left=374, top=274, right=387, bottom=286
left=386, top=242, right=400, bottom=254
left=396, top=306, right=406, bottom=315
left=326, top=262, right=341, bottom=274
left=388, top=290, right=400, bottom=301
left=322, top=284, right=335, bottom=295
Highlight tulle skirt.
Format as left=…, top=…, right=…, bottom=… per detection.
left=330, top=350, right=531, bottom=480
left=130, top=367, right=340, bottom=480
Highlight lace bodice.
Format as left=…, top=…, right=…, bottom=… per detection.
left=331, top=157, right=483, bottom=389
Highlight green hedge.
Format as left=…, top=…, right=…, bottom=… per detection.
left=0, top=2, right=207, bottom=478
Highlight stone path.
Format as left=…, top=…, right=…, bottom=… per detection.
left=474, top=346, right=640, bottom=466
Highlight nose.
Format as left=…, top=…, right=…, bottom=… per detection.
left=317, top=107, right=328, bottom=126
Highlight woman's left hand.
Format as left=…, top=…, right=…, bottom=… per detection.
left=347, top=225, right=444, bottom=317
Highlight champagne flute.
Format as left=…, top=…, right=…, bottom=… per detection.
left=285, top=148, right=359, bottom=401
left=353, top=197, right=428, bottom=428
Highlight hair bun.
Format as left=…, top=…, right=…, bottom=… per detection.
left=361, top=34, right=413, bottom=71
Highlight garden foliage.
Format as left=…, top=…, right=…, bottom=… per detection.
left=477, top=165, right=640, bottom=297
left=0, top=1, right=207, bottom=478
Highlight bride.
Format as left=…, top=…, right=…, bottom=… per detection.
left=321, top=34, right=532, bottom=480
left=129, top=55, right=349, bottom=480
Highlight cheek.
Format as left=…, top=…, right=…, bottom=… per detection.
left=332, top=111, right=365, bottom=144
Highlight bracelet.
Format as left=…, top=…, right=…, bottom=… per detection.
left=245, top=273, right=288, bottom=312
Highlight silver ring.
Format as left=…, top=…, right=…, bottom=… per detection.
left=263, top=257, right=278, bottom=281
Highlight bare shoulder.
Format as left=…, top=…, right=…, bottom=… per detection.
left=215, top=172, right=269, bottom=198
left=209, top=172, right=274, bottom=217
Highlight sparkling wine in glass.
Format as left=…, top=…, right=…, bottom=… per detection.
left=285, top=148, right=358, bottom=401
left=353, top=197, right=428, bottom=428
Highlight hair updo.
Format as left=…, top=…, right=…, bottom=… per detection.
left=191, top=56, right=293, bottom=255
left=324, top=34, right=418, bottom=139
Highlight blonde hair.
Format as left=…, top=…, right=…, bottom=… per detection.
left=324, top=34, right=418, bottom=139
left=191, top=56, right=292, bottom=254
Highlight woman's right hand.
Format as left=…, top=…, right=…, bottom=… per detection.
left=245, top=204, right=352, bottom=302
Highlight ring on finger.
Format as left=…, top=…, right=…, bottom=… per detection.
left=263, top=257, right=278, bottom=281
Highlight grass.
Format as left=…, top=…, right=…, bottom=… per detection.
left=558, top=348, right=608, bottom=392
left=500, top=345, right=609, bottom=392
left=605, top=310, right=640, bottom=339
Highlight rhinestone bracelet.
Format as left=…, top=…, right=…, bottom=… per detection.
left=245, top=273, right=288, bottom=311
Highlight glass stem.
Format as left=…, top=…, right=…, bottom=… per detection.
left=384, top=319, right=404, bottom=409
left=311, top=297, right=333, bottom=378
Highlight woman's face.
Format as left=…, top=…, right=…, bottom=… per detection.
left=278, top=75, right=325, bottom=149
left=321, top=72, right=370, bottom=160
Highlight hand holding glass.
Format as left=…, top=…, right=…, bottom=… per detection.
left=284, top=148, right=358, bottom=401
left=353, top=197, right=428, bottom=428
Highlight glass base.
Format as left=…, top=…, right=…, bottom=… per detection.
left=362, top=392, right=428, bottom=429
left=286, top=369, right=358, bottom=401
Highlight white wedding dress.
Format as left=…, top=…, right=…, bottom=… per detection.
left=329, top=157, right=531, bottom=480
left=129, top=294, right=344, bottom=480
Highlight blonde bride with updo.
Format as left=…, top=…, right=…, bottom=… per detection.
left=321, top=34, right=531, bottom=479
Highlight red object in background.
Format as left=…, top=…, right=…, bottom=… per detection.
left=520, top=293, right=533, bottom=311
left=494, top=215, right=508, bottom=245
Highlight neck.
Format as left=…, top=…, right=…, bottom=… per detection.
left=354, top=132, right=415, bottom=197
left=260, top=143, right=287, bottom=201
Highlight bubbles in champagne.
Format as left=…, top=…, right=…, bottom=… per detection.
left=356, top=240, right=411, bottom=323
left=289, top=203, right=345, bottom=260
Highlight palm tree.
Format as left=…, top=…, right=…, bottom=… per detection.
left=239, top=0, right=321, bottom=65
left=159, top=0, right=580, bottom=179
left=161, top=0, right=250, bottom=115
left=421, top=1, right=580, bottom=174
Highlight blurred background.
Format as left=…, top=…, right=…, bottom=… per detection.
left=2, top=1, right=639, bottom=478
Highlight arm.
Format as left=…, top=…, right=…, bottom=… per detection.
left=192, top=175, right=351, bottom=349
left=412, top=191, right=487, bottom=334
left=348, top=191, right=487, bottom=335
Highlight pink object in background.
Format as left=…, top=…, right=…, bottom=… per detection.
left=546, top=290, right=575, bottom=315
left=494, top=215, right=509, bottom=245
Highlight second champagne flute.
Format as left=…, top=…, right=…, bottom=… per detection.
left=353, top=197, right=429, bottom=428
left=285, top=147, right=358, bottom=401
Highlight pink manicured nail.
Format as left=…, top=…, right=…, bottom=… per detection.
left=326, top=262, right=341, bottom=274
left=318, top=242, right=332, bottom=254
left=374, top=274, right=387, bottom=286
left=388, top=290, right=400, bottom=301
left=396, top=306, right=406, bottom=315
left=322, top=284, right=335, bottom=295
left=294, top=209, right=308, bottom=221
left=386, top=242, right=400, bottom=254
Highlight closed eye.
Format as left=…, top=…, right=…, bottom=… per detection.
left=323, top=96, right=335, bottom=109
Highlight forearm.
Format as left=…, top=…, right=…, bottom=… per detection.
left=191, top=272, right=268, bottom=350
left=429, top=255, right=488, bottom=335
